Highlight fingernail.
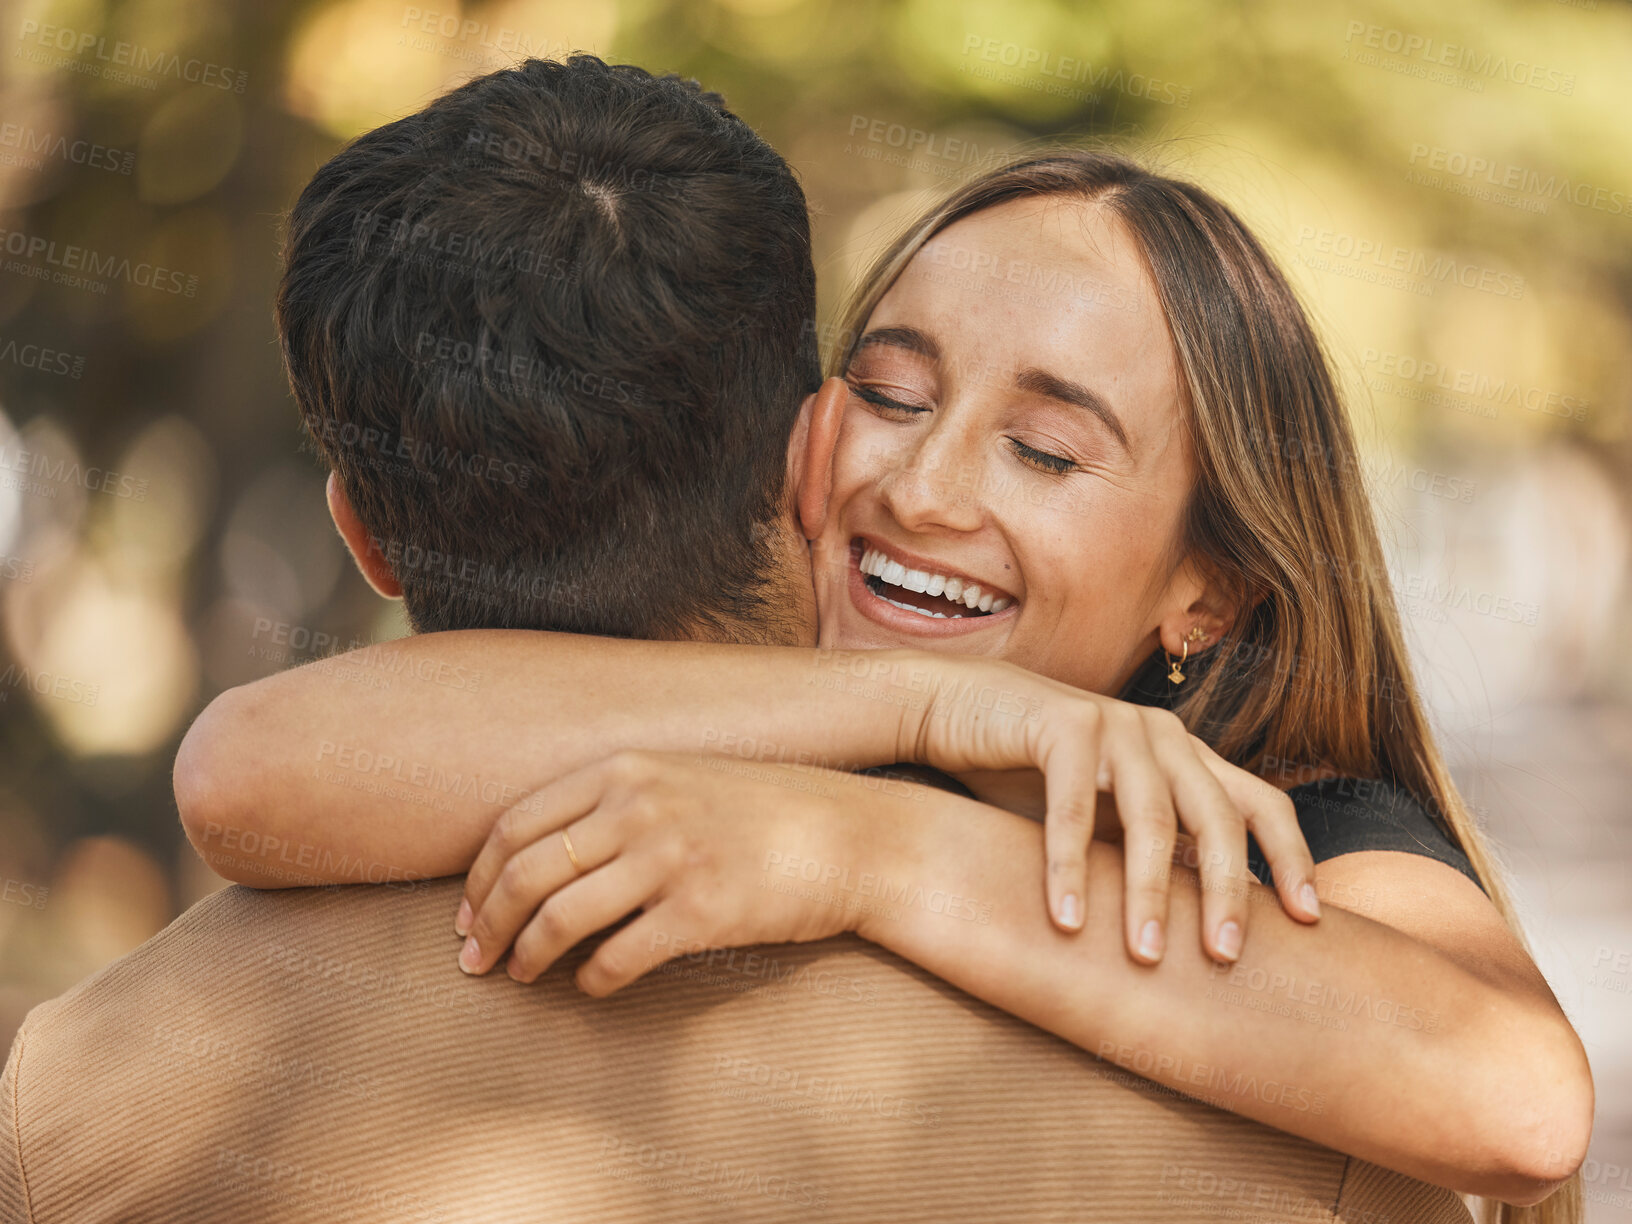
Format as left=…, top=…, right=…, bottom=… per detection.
left=459, top=936, right=482, bottom=974
left=1215, top=920, right=1242, bottom=961
left=1299, top=883, right=1321, bottom=918
left=1058, top=893, right=1082, bottom=929
left=455, top=899, right=472, bottom=937
left=1137, top=919, right=1165, bottom=962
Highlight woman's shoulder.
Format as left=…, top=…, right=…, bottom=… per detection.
left=1248, top=776, right=1488, bottom=896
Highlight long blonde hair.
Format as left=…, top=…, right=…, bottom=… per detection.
left=827, top=149, right=1578, bottom=1224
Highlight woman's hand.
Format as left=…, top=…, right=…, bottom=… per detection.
left=452, top=750, right=871, bottom=994
left=892, top=653, right=1322, bottom=962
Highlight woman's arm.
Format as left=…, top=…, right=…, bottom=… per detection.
left=454, top=752, right=1592, bottom=1208
left=855, top=778, right=1592, bottom=1206
left=175, top=631, right=1320, bottom=962
left=174, top=632, right=913, bottom=887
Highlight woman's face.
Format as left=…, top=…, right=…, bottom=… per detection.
left=810, top=195, right=1208, bottom=696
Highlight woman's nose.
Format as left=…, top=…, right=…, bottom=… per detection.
left=875, top=433, right=988, bottom=535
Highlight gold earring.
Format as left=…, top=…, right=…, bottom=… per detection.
left=1166, top=639, right=1190, bottom=685
left=1186, top=626, right=1207, bottom=645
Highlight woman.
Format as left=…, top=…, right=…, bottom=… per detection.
left=177, top=151, right=1590, bottom=1216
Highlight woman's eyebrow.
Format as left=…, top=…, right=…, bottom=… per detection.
left=854, top=326, right=940, bottom=361
left=1015, top=367, right=1130, bottom=453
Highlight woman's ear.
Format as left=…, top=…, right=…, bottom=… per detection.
left=1156, top=557, right=1241, bottom=658
left=791, top=377, right=848, bottom=542
left=326, top=471, right=403, bottom=599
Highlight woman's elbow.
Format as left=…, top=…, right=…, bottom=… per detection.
left=174, top=687, right=276, bottom=885
left=1474, top=1016, right=1594, bottom=1207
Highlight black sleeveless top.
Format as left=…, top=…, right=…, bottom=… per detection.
left=1117, top=650, right=1485, bottom=894
left=869, top=762, right=1485, bottom=894
left=869, top=653, right=1484, bottom=893
left=1249, top=775, right=1484, bottom=894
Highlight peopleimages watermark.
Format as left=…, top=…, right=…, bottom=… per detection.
left=595, top=1133, right=829, bottom=1209
left=15, top=20, right=248, bottom=93
left=697, top=728, right=930, bottom=802
left=960, top=34, right=1192, bottom=107
left=0, top=335, right=86, bottom=379
left=1096, top=1040, right=1328, bottom=1115
left=310, top=411, right=533, bottom=490
left=647, top=931, right=882, bottom=1006
left=212, top=1144, right=448, bottom=1221
left=0, top=663, right=99, bottom=707
left=1292, top=225, right=1524, bottom=300
left=1362, top=347, right=1588, bottom=423
left=0, top=122, right=133, bottom=174
left=0, top=554, right=36, bottom=583
left=761, top=849, right=994, bottom=925
left=364, top=537, right=591, bottom=614
left=461, top=125, right=682, bottom=199
left=1405, top=143, right=1629, bottom=219
left=261, top=939, right=494, bottom=1022
left=843, top=114, right=1012, bottom=182
left=711, top=1051, right=943, bottom=1129
left=1341, top=21, right=1576, bottom=96
left=1309, top=547, right=1541, bottom=626
left=0, top=224, right=198, bottom=297
left=248, top=618, right=483, bottom=694
left=400, top=6, right=567, bottom=64
left=352, top=210, right=582, bottom=287
left=152, top=1022, right=383, bottom=1104
left=195, top=820, right=431, bottom=892
left=1587, top=946, right=1632, bottom=996
left=0, top=438, right=148, bottom=500
left=1, top=877, right=48, bottom=910
left=1206, top=961, right=1441, bottom=1034
left=413, top=331, right=643, bottom=407
left=915, top=233, right=1142, bottom=315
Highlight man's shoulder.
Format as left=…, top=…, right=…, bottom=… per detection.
left=2, top=879, right=476, bottom=1223
left=21, top=878, right=463, bottom=1040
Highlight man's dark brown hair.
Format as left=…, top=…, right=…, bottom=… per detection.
left=277, top=55, right=819, bottom=640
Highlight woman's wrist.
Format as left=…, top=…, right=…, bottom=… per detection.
left=828, top=776, right=961, bottom=946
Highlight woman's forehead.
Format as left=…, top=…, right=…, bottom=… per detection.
left=874, top=197, right=1179, bottom=415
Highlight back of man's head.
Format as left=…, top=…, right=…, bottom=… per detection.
left=277, top=55, right=819, bottom=642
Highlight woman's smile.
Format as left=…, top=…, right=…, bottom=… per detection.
left=845, top=535, right=1021, bottom=640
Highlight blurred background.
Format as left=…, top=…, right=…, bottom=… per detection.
left=0, top=0, right=1627, bottom=1213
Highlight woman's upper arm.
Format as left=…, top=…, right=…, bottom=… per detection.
left=1315, top=850, right=1554, bottom=1001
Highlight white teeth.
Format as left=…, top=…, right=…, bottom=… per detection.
left=878, top=592, right=953, bottom=619
left=858, top=543, right=1016, bottom=615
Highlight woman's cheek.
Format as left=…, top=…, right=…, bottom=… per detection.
left=836, top=414, right=903, bottom=486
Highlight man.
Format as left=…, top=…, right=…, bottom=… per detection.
left=0, top=57, right=1469, bottom=1222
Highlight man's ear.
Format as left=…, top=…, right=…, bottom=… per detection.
left=791, top=377, right=847, bottom=542
left=326, top=471, right=402, bottom=599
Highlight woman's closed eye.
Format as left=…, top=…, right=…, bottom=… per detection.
left=1007, top=437, right=1076, bottom=474
left=846, top=379, right=929, bottom=419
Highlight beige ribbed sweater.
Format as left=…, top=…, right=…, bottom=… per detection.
left=0, top=878, right=1471, bottom=1222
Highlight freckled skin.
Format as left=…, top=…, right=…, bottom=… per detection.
left=814, top=197, right=1217, bottom=697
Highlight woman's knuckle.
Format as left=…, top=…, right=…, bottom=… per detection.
left=606, top=749, right=654, bottom=784
left=492, top=809, right=522, bottom=849
left=496, top=857, right=533, bottom=898
left=1143, top=707, right=1187, bottom=740
left=538, top=898, right=572, bottom=940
